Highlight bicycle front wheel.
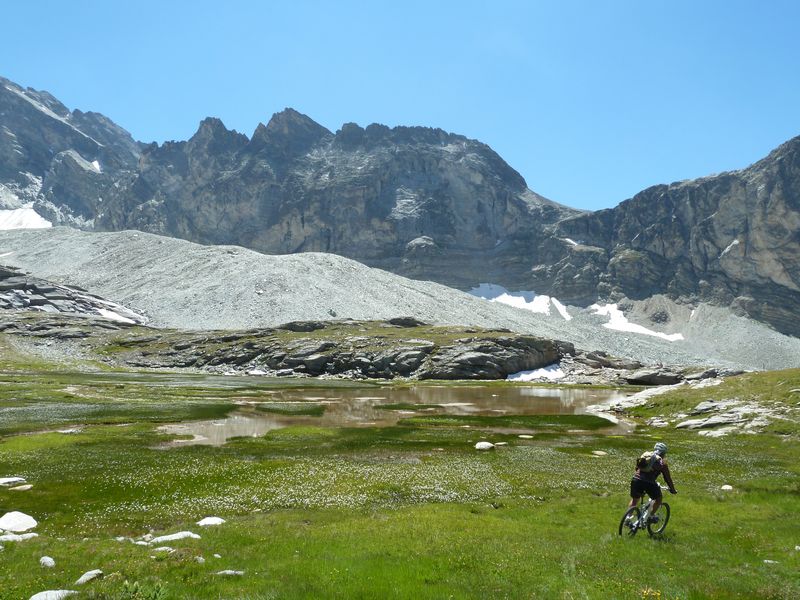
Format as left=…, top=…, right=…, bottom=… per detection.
left=647, top=502, right=670, bottom=535
left=618, top=506, right=641, bottom=536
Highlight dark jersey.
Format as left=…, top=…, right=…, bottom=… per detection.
left=634, top=455, right=676, bottom=492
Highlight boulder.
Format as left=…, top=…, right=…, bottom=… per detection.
left=625, top=369, right=682, bottom=386
left=40, top=556, right=55, bottom=568
left=29, top=591, right=78, bottom=600
left=148, top=531, right=201, bottom=545
left=0, top=511, right=38, bottom=532
left=75, top=569, right=103, bottom=585
left=0, top=477, right=26, bottom=487
left=474, top=442, right=494, bottom=450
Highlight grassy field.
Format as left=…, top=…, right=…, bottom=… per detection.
left=1, top=359, right=799, bottom=598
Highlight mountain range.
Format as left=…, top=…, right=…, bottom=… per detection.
left=1, top=74, right=798, bottom=338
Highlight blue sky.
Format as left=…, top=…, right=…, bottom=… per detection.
left=2, top=1, right=799, bottom=210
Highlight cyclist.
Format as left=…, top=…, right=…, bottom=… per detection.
left=628, top=442, right=677, bottom=522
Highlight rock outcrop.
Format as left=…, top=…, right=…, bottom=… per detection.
left=96, top=111, right=576, bottom=290
left=0, top=265, right=145, bottom=325
left=552, top=137, right=800, bottom=336
left=0, top=76, right=140, bottom=225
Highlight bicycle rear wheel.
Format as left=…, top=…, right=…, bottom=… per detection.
left=646, top=502, right=670, bottom=535
left=618, top=506, right=641, bottom=536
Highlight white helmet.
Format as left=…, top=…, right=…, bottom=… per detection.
left=654, top=442, right=668, bottom=456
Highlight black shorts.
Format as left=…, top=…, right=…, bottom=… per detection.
left=630, top=477, right=662, bottom=500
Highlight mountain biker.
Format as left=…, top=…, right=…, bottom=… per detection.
left=628, top=442, right=677, bottom=522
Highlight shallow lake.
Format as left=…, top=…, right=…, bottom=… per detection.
left=160, top=384, right=631, bottom=445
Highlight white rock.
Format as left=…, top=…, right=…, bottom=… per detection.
left=0, top=511, right=37, bottom=532
left=763, top=559, right=779, bottom=564
left=0, top=477, right=26, bottom=486
left=518, top=434, right=533, bottom=439
left=0, top=532, right=39, bottom=542
left=10, top=484, right=33, bottom=491
left=591, top=450, right=608, bottom=456
left=134, top=540, right=149, bottom=546
left=474, top=442, right=494, bottom=451
left=75, top=569, right=103, bottom=584
left=195, top=556, right=206, bottom=564
left=197, top=516, right=226, bottom=527
left=215, top=570, right=244, bottom=576
left=148, top=531, right=200, bottom=545
left=720, top=485, right=734, bottom=491
left=40, top=556, right=56, bottom=568
left=29, top=591, right=78, bottom=600
left=141, top=533, right=153, bottom=541
left=213, top=553, right=222, bottom=558
left=153, top=546, right=174, bottom=553
left=494, top=442, right=508, bottom=446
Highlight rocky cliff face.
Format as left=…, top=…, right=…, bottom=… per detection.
left=1, top=75, right=799, bottom=337
left=0, top=76, right=140, bottom=224
left=98, top=110, right=578, bottom=288
left=550, top=138, right=800, bottom=335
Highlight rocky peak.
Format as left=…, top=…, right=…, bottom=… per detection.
left=188, top=117, right=248, bottom=156
left=248, top=108, right=331, bottom=158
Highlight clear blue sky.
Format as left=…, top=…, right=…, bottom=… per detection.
left=2, top=1, right=799, bottom=210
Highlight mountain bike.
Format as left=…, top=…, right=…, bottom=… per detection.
left=618, top=487, right=670, bottom=536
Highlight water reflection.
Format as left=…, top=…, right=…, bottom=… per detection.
left=161, top=385, right=630, bottom=446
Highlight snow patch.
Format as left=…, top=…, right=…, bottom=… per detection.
left=563, top=237, right=578, bottom=246
left=96, top=308, right=136, bottom=324
left=507, top=363, right=566, bottom=382
left=469, top=283, right=572, bottom=321
left=197, top=516, right=225, bottom=527
left=550, top=298, right=572, bottom=321
left=61, top=150, right=102, bottom=174
left=590, top=303, right=684, bottom=341
left=719, top=238, right=740, bottom=259
left=0, top=206, right=52, bottom=230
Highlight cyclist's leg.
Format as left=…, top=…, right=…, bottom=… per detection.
left=647, top=481, right=663, bottom=516
left=629, top=478, right=644, bottom=508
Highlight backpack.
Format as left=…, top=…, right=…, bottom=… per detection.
left=636, top=451, right=658, bottom=472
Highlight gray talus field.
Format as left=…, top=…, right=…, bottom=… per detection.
left=1, top=227, right=799, bottom=370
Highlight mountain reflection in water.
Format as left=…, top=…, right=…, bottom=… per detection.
left=160, top=385, right=630, bottom=446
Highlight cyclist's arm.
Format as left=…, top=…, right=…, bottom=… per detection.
left=661, top=463, right=677, bottom=493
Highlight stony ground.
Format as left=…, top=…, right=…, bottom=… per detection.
left=1, top=228, right=800, bottom=371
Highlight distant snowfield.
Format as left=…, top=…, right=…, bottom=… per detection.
left=469, top=283, right=572, bottom=321
left=590, top=303, right=684, bottom=342
left=0, top=205, right=52, bottom=230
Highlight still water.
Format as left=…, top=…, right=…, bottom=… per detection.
left=161, top=385, right=631, bottom=446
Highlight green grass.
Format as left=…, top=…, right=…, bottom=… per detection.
left=0, top=366, right=799, bottom=598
